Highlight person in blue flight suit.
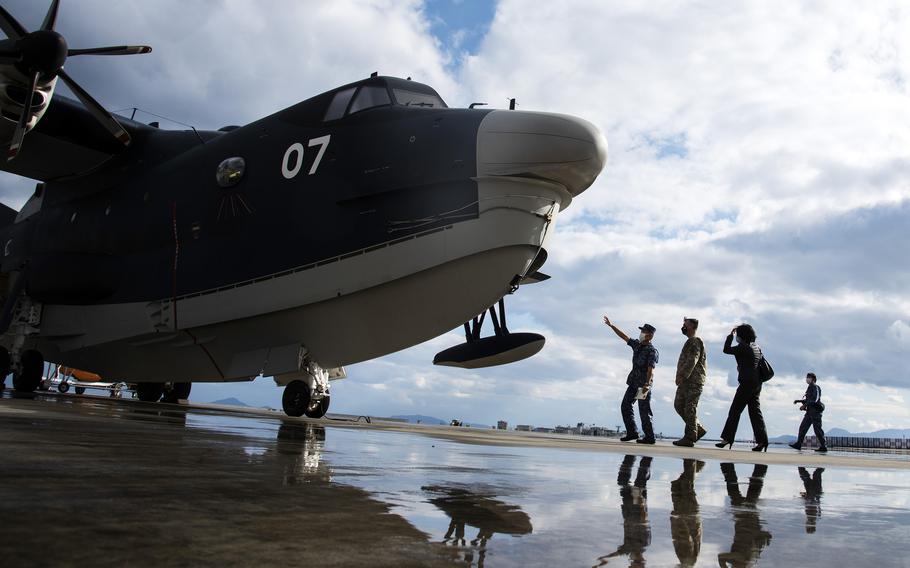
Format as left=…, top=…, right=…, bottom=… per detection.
left=790, top=372, right=828, bottom=452
left=603, top=316, right=659, bottom=444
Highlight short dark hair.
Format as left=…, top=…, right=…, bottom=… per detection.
left=684, top=318, right=699, bottom=329
left=806, top=372, right=817, bottom=382
left=735, top=323, right=756, bottom=343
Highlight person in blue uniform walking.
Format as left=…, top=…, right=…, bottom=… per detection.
left=790, top=372, right=828, bottom=452
left=604, top=315, right=659, bottom=444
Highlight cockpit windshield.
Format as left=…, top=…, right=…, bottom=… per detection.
left=348, top=86, right=392, bottom=115
left=392, top=88, right=447, bottom=108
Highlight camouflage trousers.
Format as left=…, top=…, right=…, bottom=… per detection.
left=674, top=383, right=704, bottom=442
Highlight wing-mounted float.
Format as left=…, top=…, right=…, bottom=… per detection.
left=434, top=249, right=550, bottom=368
left=0, top=0, right=151, bottom=162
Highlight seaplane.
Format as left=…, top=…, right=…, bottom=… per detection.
left=0, top=1, right=607, bottom=417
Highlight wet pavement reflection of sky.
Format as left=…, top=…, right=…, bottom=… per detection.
left=188, top=413, right=910, bottom=568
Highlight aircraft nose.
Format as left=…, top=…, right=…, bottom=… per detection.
left=476, top=110, right=607, bottom=196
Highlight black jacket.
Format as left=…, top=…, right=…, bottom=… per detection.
left=723, top=334, right=762, bottom=384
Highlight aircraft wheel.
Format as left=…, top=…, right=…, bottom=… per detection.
left=304, top=395, right=330, bottom=419
left=57, top=381, right=70, bottom=393
left=162, top=382, right=191, bottom=403
left=136, top=382, right=164, bottom=402
left=75, top=386, right=86, bottom=395
left=13, top=350, right=44, bottom=393
left=282, top=380, right=311, bottom=417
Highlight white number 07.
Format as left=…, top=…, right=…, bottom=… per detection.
left=282, top=135, right=331, bottom=179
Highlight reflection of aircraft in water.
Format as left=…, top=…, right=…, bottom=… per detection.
left=670, top=459, right=704, bottom=568
left=596, top=454, right=652, bottom=567
left=422, top=484, right=532, bottom=567
left=798, top=467, right=824, bottom=534
left=718, top=463, right=772, bottom=568
left=275, top=422, right=327, bottom=484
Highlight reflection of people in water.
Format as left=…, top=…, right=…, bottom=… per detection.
left=596, top=454, right=652, bottom=567
left=798, top=467, right=824, bottom=534
left=423, top=485, right=532, bottom=568
left=670, top=459, right=704, bottom=567
left=718, top=463, right=772, bottom=568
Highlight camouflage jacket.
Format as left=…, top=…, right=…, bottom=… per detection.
left=676, top=336, right=706, bottom=386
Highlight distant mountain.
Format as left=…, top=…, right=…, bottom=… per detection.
left=835, top=428, right=910, bottom=438
left=769, top=434, right=797, bottom=444
left=390, top=414, right=490, bottom=428
left=211, top=397, right=250, bottom=407
left=391, top=414, right=447, bottom=425
left=771, top=427, right=909, bottom=442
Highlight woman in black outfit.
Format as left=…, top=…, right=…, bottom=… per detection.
left=716, top=324, right=769, bottom=451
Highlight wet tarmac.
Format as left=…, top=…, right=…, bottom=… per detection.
left=2, top=392, right=909, bottom=567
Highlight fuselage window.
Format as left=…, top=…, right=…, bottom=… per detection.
left=392, top=89, right=447, bottom=109
left=347, top=85, right=392, bottom=115
left=323, top=87, right=356, bottom=122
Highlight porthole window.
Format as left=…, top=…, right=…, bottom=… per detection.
left=216, top=157, right=246, bottom=188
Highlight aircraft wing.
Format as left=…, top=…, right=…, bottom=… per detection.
left=0, top=95, right=139, bottom=182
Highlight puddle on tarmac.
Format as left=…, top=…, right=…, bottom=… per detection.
left=236, top=422, right=910, bottom=568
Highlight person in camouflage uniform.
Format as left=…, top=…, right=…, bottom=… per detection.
left=673, top=318, right=707, bottom=447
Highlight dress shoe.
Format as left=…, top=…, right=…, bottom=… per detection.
left=620, top=433, right=638, bottom=442
left=788, top=442, right=801, bottom=450
left=636, top=437, right=656, bottom=444
left=672, top=438, right=694, bottom=447
left=814, top=446, right=828, bottom=452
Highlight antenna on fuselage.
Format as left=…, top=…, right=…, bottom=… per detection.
left=509, top=98, right=517, bottom=110
left=370, top=71, right=378, bottom=78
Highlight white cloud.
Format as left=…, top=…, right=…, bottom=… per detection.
left=888, top=320, right=910, bottom=343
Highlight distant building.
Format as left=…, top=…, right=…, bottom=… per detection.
left=532, top=427, right=555, bottom=433
left=516, top=424, right=531, bottom=432
left=497, top=420, right=508, bottom=430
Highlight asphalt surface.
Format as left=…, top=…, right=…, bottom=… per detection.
left=2, top=391, right=909, bottom=567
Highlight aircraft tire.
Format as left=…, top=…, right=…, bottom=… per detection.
left=282, top=380, right=311, bottom=417
left=57, top=381, right=70, bottom=393
left=136, top=382, right=164, bottom=402
left=75, top=386, right=86, bottom=395
left=13, top=350, right=44, bottom=393
left=304, top=395, right=330, bottom=419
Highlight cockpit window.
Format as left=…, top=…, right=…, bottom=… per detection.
left=392, top=88, right=447, bottom=108
left=348, top=85, right=392, bottom=115
left=323, top=87, right=356, bottom=121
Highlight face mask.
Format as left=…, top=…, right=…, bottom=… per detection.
left=680, top=326, right=687, bottom=336
left=639, top=332, right=648, bottom=342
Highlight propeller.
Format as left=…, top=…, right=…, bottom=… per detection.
left=0, top=0, right=151, bottom=160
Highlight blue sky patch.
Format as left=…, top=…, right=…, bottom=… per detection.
left=423, top=0, right=497, bottom=62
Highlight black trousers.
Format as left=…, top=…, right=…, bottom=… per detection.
left=621, top=384, right=654, bottom=439
left=796, top=407, right=826, bottom=447
left=720, top=381, right=767, bottom=444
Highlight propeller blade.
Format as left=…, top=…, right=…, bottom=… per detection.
left=7, top=71, right=40, bottom=161
left=0, top=6, right=28, bottom=40
left=58, top=69, right=131, bottom=146
left=41, top=0, right=61, bottom=31
left=68, top=45, right=152, bottom=57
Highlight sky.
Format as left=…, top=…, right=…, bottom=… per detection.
left=1, top=0, right=908, bottom=438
